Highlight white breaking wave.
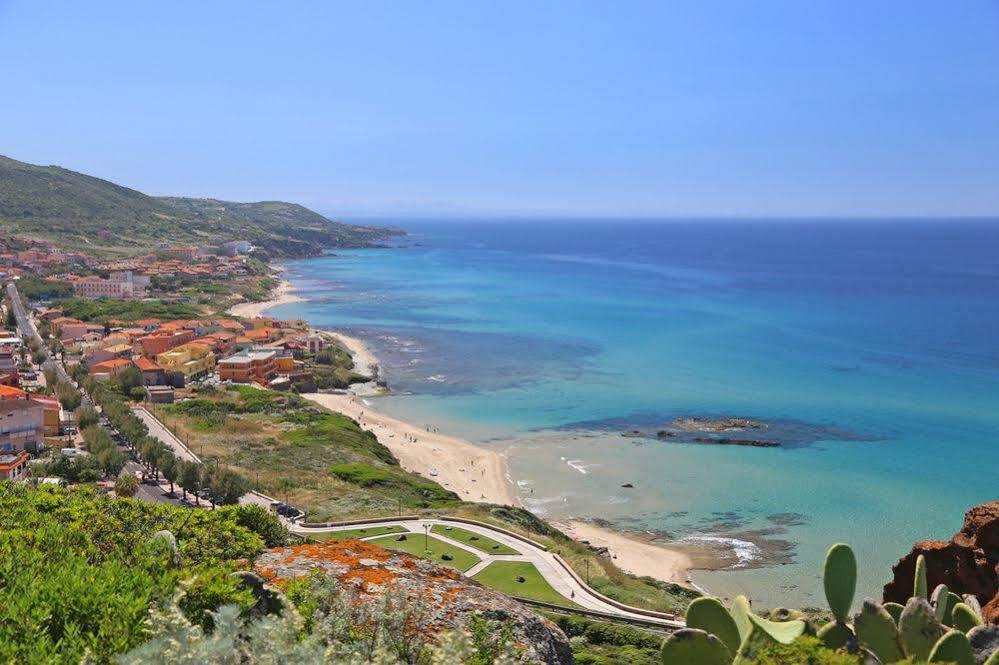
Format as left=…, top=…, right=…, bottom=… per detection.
left=682, top=535, right=762, bottom=567
left=566, top=459, right=595, bottom=474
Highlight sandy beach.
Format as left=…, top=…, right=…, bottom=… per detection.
left=227, top=278, right=304, bottom=318
left=301, top=390, right=520, bottom=506
left=557, top=520, right=693, bottom=586
left=234, top=273, right=695, bottom=587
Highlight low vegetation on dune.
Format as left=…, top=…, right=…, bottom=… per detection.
left=156, top=386, right=461, bottom=518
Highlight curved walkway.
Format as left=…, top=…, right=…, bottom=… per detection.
left=294, top=518, right=685, bottom=629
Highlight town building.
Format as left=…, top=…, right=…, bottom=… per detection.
left=218, top=349, right=278, bottom=384
left=89, top=358, right=135, bottom=379
left=0, top=450, right=30, bottom=480
left=135, top=356, right=166, bottom=386
left=72, top=271, right=147, bottom=299
left=28, top=395, right=61, bottom=437
left=156, top=343, right=215, bottom=381
left=0, top=398, right=45, bottom=453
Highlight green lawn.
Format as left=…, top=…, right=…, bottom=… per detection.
left=472, top=561, right=578, bottom=608
left=309, top=525, right=407, bottom=541
left=431, top=524, right=520, bottom=555
left=368, top=533, right=481, bottom=573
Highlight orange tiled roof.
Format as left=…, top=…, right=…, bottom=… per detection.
left=0, top=385, right=27, bottom=400
left=134, top=356, right=163, bottom=372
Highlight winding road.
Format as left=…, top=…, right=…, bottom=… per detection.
left=294, top=518, right=684, bottom=629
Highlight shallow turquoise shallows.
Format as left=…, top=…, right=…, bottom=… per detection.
left=268, top=219, right=999, bottom=608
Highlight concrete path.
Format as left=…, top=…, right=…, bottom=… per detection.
left=295, top=518, right=684, bottom=628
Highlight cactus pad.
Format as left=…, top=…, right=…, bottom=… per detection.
left=928, top=630, right=975, bottom=665
left=951, top=602, right=984, bottom=633
left=899, top=597, right=946, bottom=661
left=686, top=596, right=741, bottom=655
left=817, top=620, right=853, bottom=649
left=854, top=598, right=903, bottom=663
left=659, top=628, right=732, bottom=664
left=914, top=554, right=928, bottom=599
left=823, top=543, right=857, bottom=622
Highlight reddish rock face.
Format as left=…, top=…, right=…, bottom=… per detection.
left=884, top=501, right=999, bottom=624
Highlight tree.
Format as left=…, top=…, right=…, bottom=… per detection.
left=178, top=461, right=202, bottom=505
left=57, top=382, right=82, bottom=411
left=97, top=447, right=126, bottom=478
left=117, top=365, right=143, bottom=392
left=115, top=472, right=139, bottom=498
left=74, top=406, right=99, bottom=430
left=160, top=453, right=178, bottom=496
left=205, top=468, right=250, bottom=508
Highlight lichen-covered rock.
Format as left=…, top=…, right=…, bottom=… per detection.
left=884, top=501, right=999, bottom=624
left=255, top=539, right=573, bottom=664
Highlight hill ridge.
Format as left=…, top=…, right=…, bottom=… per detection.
left=0, top=154, right=400, bottom=257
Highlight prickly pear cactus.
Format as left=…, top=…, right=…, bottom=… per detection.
left=914, top=553, right=928, bottom=599
left=685, top=596, right=741, bottom=655
left=659, top=628, right=731, bottom=664
left=854, top=598, right=903, bottom=663
left=927, top=630, right=975, bottom=665
left=951, top=601, right=984, bottom=632
left=898, top=597, right=946, bottom=661
left=883, top=601, right=905, bottom=624
left=824, top=543, right=857, bottom=622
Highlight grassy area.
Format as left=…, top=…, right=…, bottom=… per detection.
left=472, top=561, right=577, bottom=608
left=431, top=524, right=520, bottom=555
left=308, top=525, right=406, bottom=541
left=155, top=386, right=460, bottom=522
left=56, top=297, right=202, bottom=322
left=368, top=533, right=481, bottom=573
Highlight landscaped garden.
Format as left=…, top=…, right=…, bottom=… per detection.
left=472, top=561, right=579, bottom=608
left=367, top=533, right=481, bottom=573
left=431, top=523, right=520, bottom=555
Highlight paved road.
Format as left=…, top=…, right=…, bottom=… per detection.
left=5, top=282, right=69, bottom=383
left=295, top=518, right=684, bottom=628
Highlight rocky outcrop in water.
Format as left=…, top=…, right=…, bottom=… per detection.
left=884, top=500, right=999, bottom=624
left=255, top=539, right=573, bottom=664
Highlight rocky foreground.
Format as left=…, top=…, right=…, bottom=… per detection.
left=255, top=539, right=573, bottom=664
left=885, top=500, right=999, bottom=624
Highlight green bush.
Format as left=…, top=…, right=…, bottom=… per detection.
left=178, top=568, right=256, bottom=632
left=749, top=635, right=862, bottom=664
left=0, top=484, right=273, bottom=663
left=328, top=463, right=394, bottom=487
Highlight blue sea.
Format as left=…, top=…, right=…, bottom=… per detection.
left=269, top=219, right=999, bottom=608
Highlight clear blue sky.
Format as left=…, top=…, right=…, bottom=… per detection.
left=1, top=1, right=997, bottom=217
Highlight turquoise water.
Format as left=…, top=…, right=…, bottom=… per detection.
left=269, top=219, right=999, bottom=608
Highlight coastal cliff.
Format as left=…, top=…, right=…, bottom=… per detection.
left=884, top=500, right=999, bottom=624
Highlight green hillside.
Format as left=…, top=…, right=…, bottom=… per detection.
left=0, top=154, right=400, bottom=257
